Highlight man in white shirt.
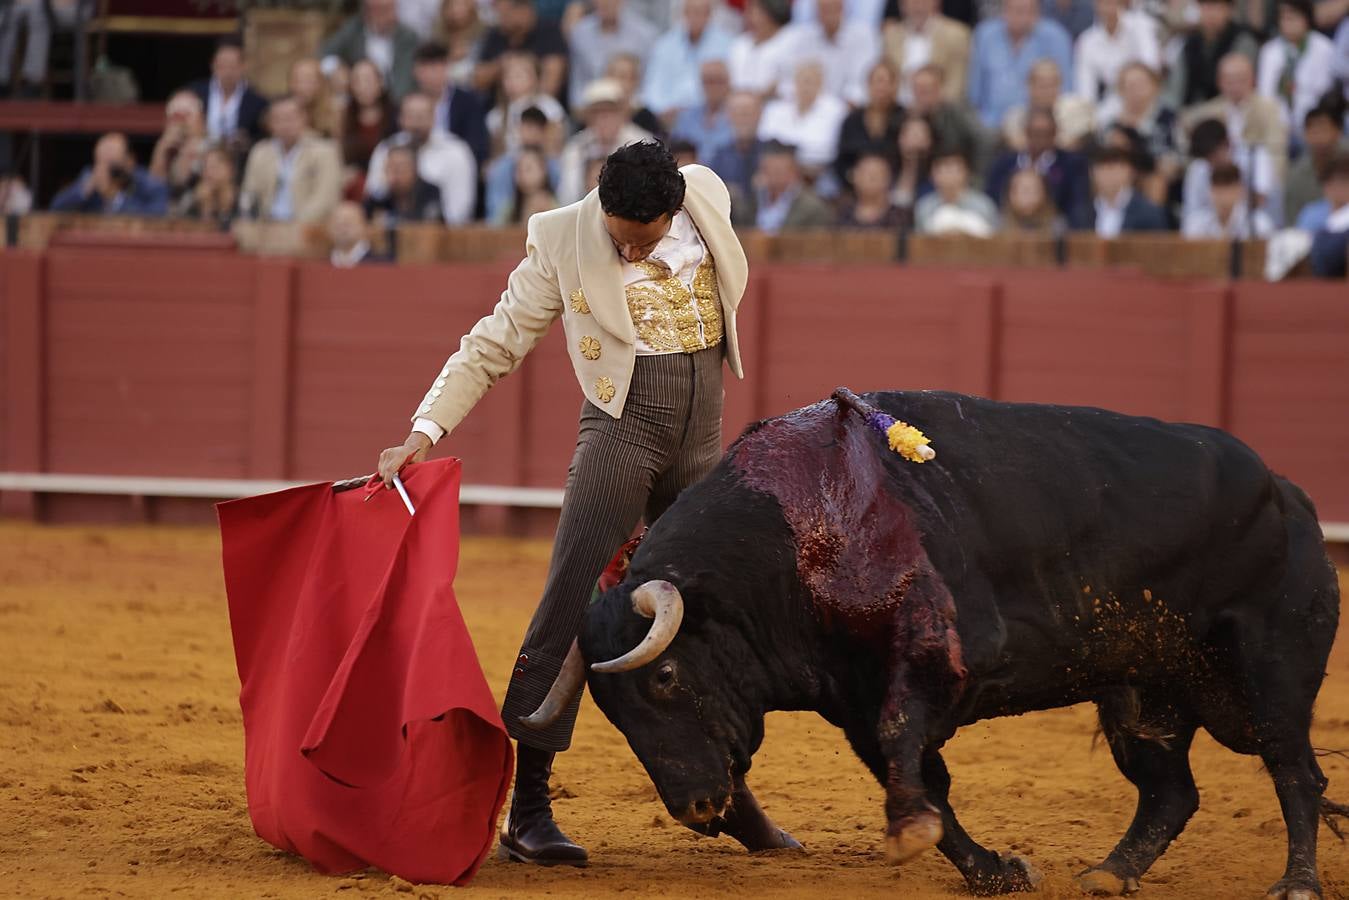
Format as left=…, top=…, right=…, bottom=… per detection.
left=365, top=92, right=477, bottom=225
left=328, top=201, right=383, bottom=267
left=758, top=60, right=849, bottom=173
left=779, top=0, right=881, bottom=105
left=567, top=0, right=659, bottom=110
left=1256, top=0, right=1336, bottom=139
left=728, top=0, right=796, bottom=97
left=1073, top=0, right=1160, bottom=105
left=1180, top=160, right=1273, bottom=238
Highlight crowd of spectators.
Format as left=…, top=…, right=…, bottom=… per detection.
left=15, top=0, right=1349, bottom=275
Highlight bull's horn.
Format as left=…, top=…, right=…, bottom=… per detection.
left=517, top=639, right=586, bottom=731
left=590, top=580, right=684, bottom=674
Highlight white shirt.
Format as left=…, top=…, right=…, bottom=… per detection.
left=757, top=93, right=849, bottom=167
left=365, top=31, right=395, bottom=78
left=790, top=0, right=887, bottom=26
left=779, top=20, right=880, bottom=105
left=1181, top=201, right=1273, bottom=239
left=365, top=131, right=477, bottom=225
left=1074, top=12, right=1161, bottom=104
left=621, top=210, right=715, bottom=355
left=397, top=0, right=439, bottom=38
left=727, top=27, right=796, bottom=95
left=206, top=78, right=244, bottom=141
left=897, top=25, right=933, bottom=105
left=1094, top=188, right=1133, bottom=238
left=331, top=240, right=373, bottom=268
left=1256, top=32, right=1337, bottom=136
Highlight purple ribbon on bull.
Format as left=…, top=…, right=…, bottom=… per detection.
left=832, top=388, right=936, bottom=464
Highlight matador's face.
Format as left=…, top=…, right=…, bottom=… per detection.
left=604, top=212, right=674, bottom=263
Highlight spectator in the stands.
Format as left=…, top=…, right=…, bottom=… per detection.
left=177, top=146, right=237, bottom=227
left=365, top=143, right=444, bottom=224
left=910, top=64, right=983, bottom=169
left=670, top=60, right=736, bottom=163
left=1182, top=117, right=1279, bottom=229
left=604, top=53, right=667, bottom=140
left=50, top=132, right=169, bottom=217
left=0, top=172, right=33, bottom=215
left=150, top=91, right=210, bottom=205
left=493, top=146, right=559, bottom=225
left=792, top=0, right=888, bottom=25
left=1181, top=160, right=1274, bottom=237
left=290, top=58, right=342, bottom=138
left=1100, top=121, right=1169, bottom=208
left=780, top=0, right=881, bottom=105
left=341, top=60, right=398, bottom=197
left=1287, top=102, right=1349, bottom=228
left=1097, top=62, right=1180, bottom=183
left=366, top=92, right=476, bottom=224
left=834, top=60, right=906, bottom=190
left=893, top=114, right=935, bottom=223
left=1335, top=18, right=1349, bottom=89
left=0, top=0, right=79, bottom=98
left=1002, top=58, right=1095, bottom=152
left=1000, top=168, right=1063, bottom=233
left=640, top=0, right=735, bottom=120
left=486, top=52, right=567, bottom=156
left=759, top=60, right=849, bottom=177
left=967, top=0, right=1073, bottom=128
left=557, top=77, right=654, bottom=203
left=322, top=0, right=421, bottom=101
left=239, top=96, right=343, bottom=224
left=837, top=153, right=905, bottom=228
left=987, top=108, right=1091, bottom=224
left=915, top=146, right=999, bottom=235
left=190, top=38, right=269, bottom=148
left=568, top=0, right=659, bottom=110
left=730, top=140, right=834, bottom=232
left=398, top=0, right=440, bottom=39
left=484, top=106, right=560, bottom=222
left=1307, top=153, right=1349, bottom=277
left=1256, top=0, right=1336, bottom=141
left=706, top=90, right=764, bottom=197
left=1182, top=53, right=1288, bottom=178
left=1072, top=145, right=1168, bottom=235
left=669, top=139, right=699, bottom=168
left=1073, top=0, right=1161, bottom=106
left=329, top=201, right=386, bottom=267
left=474, top=0, right=568, bottom=100
left=1042, top=0, right=1095, bottom=39
left=882, top=0, right=971, bottom=104
left=728, top=0, right=795, bottom=98
left=1166, top=0, right=1258, bottom=108
left=412, top=41, right=490, bottom=166
left=434, top=0, right=485, bottom=86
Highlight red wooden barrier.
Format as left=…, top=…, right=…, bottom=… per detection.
left=2, top=248, right=1347, bottom=528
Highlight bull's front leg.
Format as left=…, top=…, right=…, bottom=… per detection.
left=877, top=670, right=943, bottom=865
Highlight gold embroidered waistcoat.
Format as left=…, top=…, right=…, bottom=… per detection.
left=624, top=256, right=725, bottom=354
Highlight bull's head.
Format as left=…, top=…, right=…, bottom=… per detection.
left=521, top=577, right=766, bottom=828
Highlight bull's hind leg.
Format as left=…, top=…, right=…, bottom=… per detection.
left=923, top=750, right=1043, bottom=895
left=1078, top=692, right=1199, bottom=896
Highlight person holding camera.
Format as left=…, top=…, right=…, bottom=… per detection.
left=50, top=132, right=170, bottom=216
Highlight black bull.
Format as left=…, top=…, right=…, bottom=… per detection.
left=532, top=390, right=1344, bottom=897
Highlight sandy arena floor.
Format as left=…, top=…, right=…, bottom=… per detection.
left=1, top=523, right=1346, bottom=899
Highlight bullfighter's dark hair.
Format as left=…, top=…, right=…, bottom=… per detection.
left=597, top=141, right=686, bottom=224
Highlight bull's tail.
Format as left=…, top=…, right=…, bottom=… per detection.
left=832, top=387, right=936, bottom=464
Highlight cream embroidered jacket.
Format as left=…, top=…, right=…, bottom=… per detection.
left=411, top=164, right=748, bottom=436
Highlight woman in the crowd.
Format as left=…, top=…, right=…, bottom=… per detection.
left=893, top=113, right=936, bottom=224
left=486, top=52, right=567, bottom=157
left=1097, top=62, right=1181, bottom=186
left=176, top=145, right=237, bottom=228
left=1001, top=168, right=1063, bottom=233
left=436, top=0, right=485, bottom=86
left=341, top=59, right=398, bottom=198
left=494, top=146, right=560, bottom=225
left=836, top=153, right=905, bottom=228
left=834, top=60, right=905, bottom=191
left=150, top=90, right=211, bottom=204
left=290, top=57, right=340, bottom=138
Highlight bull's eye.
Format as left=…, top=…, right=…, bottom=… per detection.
left=651, top=661, right=678, bottom=697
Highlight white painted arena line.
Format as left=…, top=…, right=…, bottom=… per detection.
left=0, top=472, right=565, bottom=509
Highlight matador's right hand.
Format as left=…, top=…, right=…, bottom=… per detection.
left=377, top=432, right=432, bottom=487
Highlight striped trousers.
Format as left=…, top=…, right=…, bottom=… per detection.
left=500, top=345, right=725, bottom=751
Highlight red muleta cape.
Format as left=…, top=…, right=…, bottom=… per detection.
left=217, top=458, right=512, bottom=885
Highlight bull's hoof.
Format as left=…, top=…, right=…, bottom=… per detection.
left=967, top=853, right=1043, bottom=895
left=1265, top=877, right=1322, bottom=900
left=884, top=812, right=943, bottom=865
left=1076, top=867, right=1140, bottom=896
left=745, top=828, right=804, bottom=853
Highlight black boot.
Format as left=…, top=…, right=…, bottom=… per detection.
left=498, top=743, right=588, bottom=867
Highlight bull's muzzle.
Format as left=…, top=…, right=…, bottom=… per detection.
left=518, top=580, right=685, bottom=730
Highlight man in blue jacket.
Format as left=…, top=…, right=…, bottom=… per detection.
left=50, top=133, right=169, bottom=216
left=1071, top=146, right=1168, bottom=235
left=1309, top=153, right=1349, bottom=279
